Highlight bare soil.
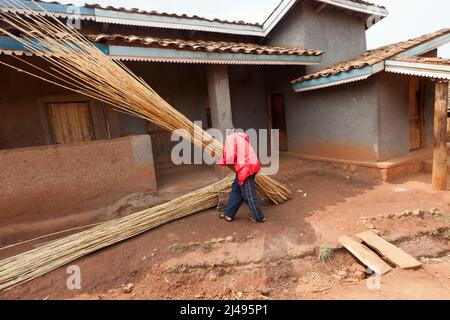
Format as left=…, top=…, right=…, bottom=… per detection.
left=0, top=156, right=449, bottom=300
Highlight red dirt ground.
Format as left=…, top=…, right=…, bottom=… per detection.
left=0, top=155, right=449, bottom=300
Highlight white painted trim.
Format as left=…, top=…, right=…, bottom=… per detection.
left=113, top=56, right=318, bottom=65
left=94, top=16, right=264, bottom=36
left=93, top=7, right=265, bottom=37
left=294, top=73, right=372, bottom=92
left=1, top=7, right=96, bottom=21
left=385, top=67, right=450, bottom=80
left=6, top=0, right=387, bottom=37
left=386, top=60, right=450, bottom=72
left=316, top=0, right=389, bottom=17
left=385, top=60, right=450, bottom=80
left=262, top=0, right=297, bottom=36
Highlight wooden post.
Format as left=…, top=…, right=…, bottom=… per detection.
left=432, top=81, right=449, bottom=190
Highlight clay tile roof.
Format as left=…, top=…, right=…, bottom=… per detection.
left=292, top=28, right=450, bottom=84
left=83, top=3, right=262, bottom=27
left=346, top=0, right=386, bottom=9
left=88, top=34, right=324, bottom=57
left=29, top=0, right=385, bottom=29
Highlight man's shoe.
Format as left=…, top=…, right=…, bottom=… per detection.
left=248, top=215, right=266, bottom=223
left=219, top=213, right=233, bottom=222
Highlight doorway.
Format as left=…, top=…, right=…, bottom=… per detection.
left=408, top=77, right=425, bottom=151
left=269, top=93, right=288, bottom=152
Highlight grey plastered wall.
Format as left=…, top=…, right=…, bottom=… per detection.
left=265, top=2, right=367, bottom=73
left=376, top=72, right=410, bottom=160
left=261, top=1, right=380, bottom=161
left=376, top=72, right=435, bottom=161
left=123, top=62, right=271, bottom=133
left=229, top=66, right=269, bottom=130
left=264, top=61, right=380, bottom=161
left=124, top=62, right=210, bottom=131
left=288, top=78, right=379, bottom=161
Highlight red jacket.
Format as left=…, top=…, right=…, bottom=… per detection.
left=217, top=132, right=261, bottom=185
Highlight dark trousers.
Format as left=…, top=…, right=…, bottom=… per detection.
left=224, top=174, right=265, bottom=222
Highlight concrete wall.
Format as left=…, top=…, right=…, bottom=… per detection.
left=288, top=78, right=379, bottom=161
left=229, top=66, right=269, bottom=130
left=376, top=72, right=410, bottom=160
left=0, top=58, right=120, bottom=150
left=207, top=65, right=234, bottom=132
left=261, top=2, right=378, bottom=161
left=264, top=63, right=380, bottom=161
left=376, top=72, right=435, bottom=161
left=125, top=62, right=209, bottom=126
left=266, top=2, right=367, bottom=73
left=0, top=135, right=156, bottom=227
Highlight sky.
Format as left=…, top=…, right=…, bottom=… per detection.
left=62, top=0, right=449, bottom=57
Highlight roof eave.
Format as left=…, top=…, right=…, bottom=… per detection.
left=292, top=62, right=384, bottom=92
left=0, top=35, right=323, bottom=66
left=263, top=0, right=388, bottom=36
left=3, top=0, right=388, bottom=37
left=292, top=31, right=450, bottom=92
left=93, top=8, right=265, bottom=37
left=394, top=32, right=450, bottom=58
left=385, top=60, right=450, bottom=80
left=317, top=0, right=388, bottom=18
left=108, top=45, right=323, bottom=65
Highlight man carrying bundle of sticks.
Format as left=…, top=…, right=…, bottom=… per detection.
left=217, top=129, right=266, bottom=223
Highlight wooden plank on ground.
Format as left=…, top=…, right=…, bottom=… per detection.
left=355, top=231, right=422, bottom=270
left=338, top=236, right=392, bottom=275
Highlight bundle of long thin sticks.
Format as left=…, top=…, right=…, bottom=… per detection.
left=0, top=0, right=291, bottom=204
left=0, top=174, right=235, bottom=291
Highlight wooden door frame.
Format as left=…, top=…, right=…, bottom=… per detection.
left=267, top=92, right=288, bottom=152
left=408, top=77, right=427, bottom=151
left=38, top=94, right=119, bottom=144
left=419, top=79, right=427, bottom=148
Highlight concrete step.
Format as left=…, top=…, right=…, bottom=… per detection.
left=423, top=157, right=450, bottom=174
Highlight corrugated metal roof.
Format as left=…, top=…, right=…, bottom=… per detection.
left=385, top=57, right=450, bottom=80
left=390, top=57, right=450, bottom=66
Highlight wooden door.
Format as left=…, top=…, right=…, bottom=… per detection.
left=270, top=93, right=288, bottom=152
left=408, top=78, right=423, bottom=151
left=47, top=102, right=94, bottom=144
